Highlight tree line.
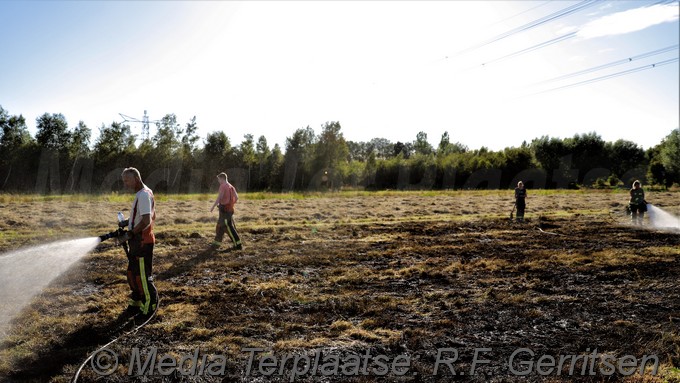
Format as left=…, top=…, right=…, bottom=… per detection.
left=1, top=105, right=679, bottom=194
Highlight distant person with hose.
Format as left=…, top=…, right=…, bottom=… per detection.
left=119, top=167, right=157, bottom=317
left=210, top=172, right=242, bottom=250
left=514, top=181, right=527, bottom=222
left=629, top=180, right=647, bottom=225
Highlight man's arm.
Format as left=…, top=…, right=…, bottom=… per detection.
left=132, top=214, right=151, bottom=236
left=211, top=189, right=225, bottom=212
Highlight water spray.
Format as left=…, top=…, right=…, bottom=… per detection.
left=0, top=212, right=135, bottom=342
left=646, top=204, right=680, bottom=232
left=0, top=237, right=101, bottom=341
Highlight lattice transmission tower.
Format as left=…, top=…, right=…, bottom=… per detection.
left=119, top=110, right=159, bottom=141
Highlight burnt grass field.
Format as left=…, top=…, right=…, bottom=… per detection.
left=0, top=190, right=679, bottom=382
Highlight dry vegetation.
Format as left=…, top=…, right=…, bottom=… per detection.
left=0, top=190, right=679, bottom=382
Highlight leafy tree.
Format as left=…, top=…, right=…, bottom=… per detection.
left=0, top=105, right=6, bottom=131
left=312, top=122, right=349, bottom=190
left=363, top=150, right=377, bottom=187
left=63, top=121, right=92, bottom=193
left=369, top=137, right=393, bottom=159
left=255, top=135, right=271, bottom=189
left=204, top=131, right=231, bottom=159
left=564, top=132, right=608, bottom=182
left=91, top=122, right=135, bottom=190
left=69, top=121, right=91, bottom=158
left=267, top=143, right=285, bottom=191
left=141, top=113, right=183, bottom=191
left=171, top=116, right=201, bottom=191
left=502, top=146, right=535, bottom=187
left=438, top=131, right=452, bottom=156
left=414, top=131, right=433, bottom=155
left=375, top=154, right=405, bottom=189
left=153, top=113, right=182, bottom=154
left=93, top=122, right=136, bottom=163
left=659, top=128, right=680, bottom=185
left=347, top=141, right=368, bottom=162
left=256, top=135, right=270, bottom=159
left=203, top=131, right=233, bottom=189
left=238, top=134, right=256, bottom=189
left=606, top=139, right=645, bottom=179
left=531, top=136, right=569, bottom=171
left=284, top=126, right=315, bottom=190
left=646, top=145, right=666, bottom=187
left=393, top=141, right=413, bottom=159
left=409, top=153, right=436, bottom=188
left=0, top=107, right=35, bottom=190
left=33, top=113, right=73, bottom=193
left=437, top=131, right=467, bottom=156
left=35, top=113, right=70, bottom=151
left=181, top=116, right=200, bottom=154
left=0, top=108, right=32, bottom=154
left=314, top=122, right=348, bottom=167
left=345, top=159, right=365, bottom=188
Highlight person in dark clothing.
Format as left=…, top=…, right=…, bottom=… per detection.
left=514, top=181, right=527, bottom=222
left=629, top=180, right=647, bottom=225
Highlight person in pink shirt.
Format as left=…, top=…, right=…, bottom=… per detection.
left=210, top=172, right=242, bottom=250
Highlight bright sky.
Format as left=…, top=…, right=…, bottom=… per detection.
left=1, top=1, right=678, bottom=151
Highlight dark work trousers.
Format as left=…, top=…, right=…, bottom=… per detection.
left=630, top=203, right=646, bottom=224
left=215, top=205, right=241, bottom=246
left=516, top=199, right=526, bottom=220
left=127, top=239, right=157, bottom=315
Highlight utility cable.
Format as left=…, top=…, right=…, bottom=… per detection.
left=449, top=0, right=598, bottom=58
left=481, top=32, right=578, bottom=67
left=535, top=44, right=680, bottom=85
left=531, top=57, right=679, bottom=95
left=485, top=1, right=552, bottom=29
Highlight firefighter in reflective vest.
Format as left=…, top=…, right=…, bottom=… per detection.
left=121, top=167, right=157, bottom=316
left=514, top=181, right=527, bottom=222
left=629, top=180, right=647, bottom=225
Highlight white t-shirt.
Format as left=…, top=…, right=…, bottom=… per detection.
left=129, top=185, right=154, bottom=231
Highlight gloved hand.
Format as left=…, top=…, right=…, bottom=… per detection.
left=126, top=231, right=135, bottom=241
left=113, top=230, right=127, bottom=245
left=118, top=219, right=129, bottom=228
left=115, top=231, right=134, bottom=245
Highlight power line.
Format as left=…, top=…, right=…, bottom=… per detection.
left=385, top=1, right=677, bottom=97
left=534, top=44, right=680, bottom=85
left=485, top=1, right=552, bottom=29
left=481, top=32, right=578, bottom=67
left=528, top=57, right=679, bottom=96
left=448, top=0, right=677, bottom=69
left=455, top=1, right=679, bottom=93
left=448, top=0, right=598, bottom=58
left=431, top=1, right=553, bottom=65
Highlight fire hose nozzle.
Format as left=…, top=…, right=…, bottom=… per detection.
left=99, top=228, right=128, bottom=242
